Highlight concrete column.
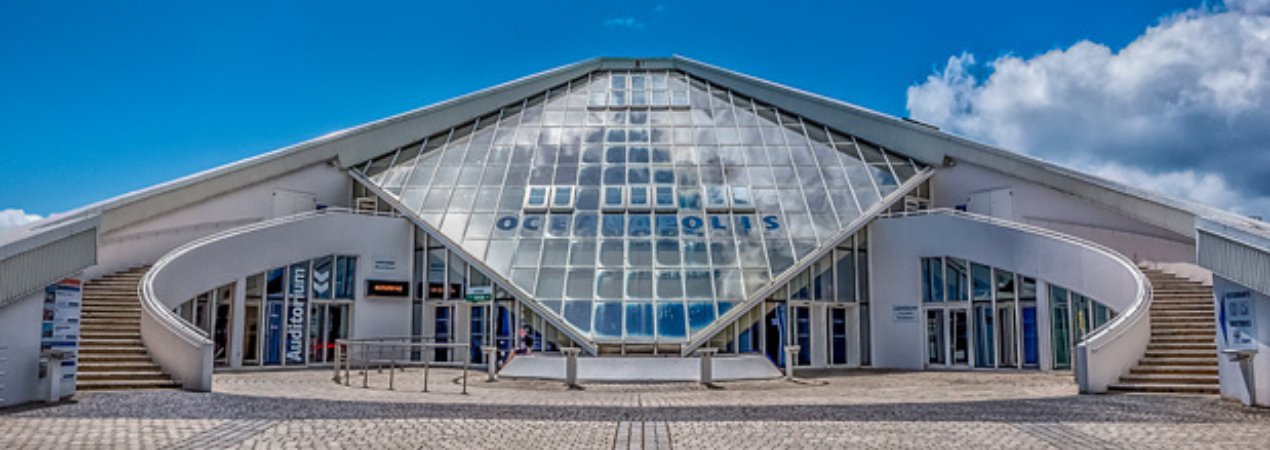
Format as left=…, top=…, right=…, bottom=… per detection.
left=230, top=278, right=247, bottom=369
left=699, top=348, right=717, bottom=384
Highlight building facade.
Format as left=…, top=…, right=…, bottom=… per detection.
left=2, top=57, right=1267, bottom=406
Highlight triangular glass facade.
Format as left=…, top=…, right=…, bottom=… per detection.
left=358, top=70, right=923, bottom=344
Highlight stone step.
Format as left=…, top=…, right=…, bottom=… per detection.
left=79, top=353, right=153, bottom=363
left=1148, top=343, right=1217, bottom=351
left=83, top=312, right=141, bottom=319
left=1139, top=357, right=1218, bottom=367
left=81, top=332, right=142, bottom=340
left=81, top=305, right=141, bottom=311
left=1119, top=373, right=1219, bottom=385
left=80, top=338, right=144, bottom=347
left=1108, top=383, right=1219, bottom=395
left=1144, top=349, right=1217, bottom=358
left=80, top=346, right=148, bottom=355
left=77, top=371, right=171, bottom=382
left=1152, top=329, right=1215, bottom=338
left=1151, top=335, right=1216, bottom=344
left=76, top=379, right=180, bottom=391
left=78, top=361, right=162, bottom=372
left=81, top=324, right=140, bottom=331
left=1153, top=324, right=1216, bottom=331
left=1130, top=365, right=1219, bottom=376
left=1151, top=315, right=1214, bottom=322
left=1150, top=306, right=1215, bottom=313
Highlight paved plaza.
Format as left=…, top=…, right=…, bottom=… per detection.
left=2, top=368, right=1269, bottom=449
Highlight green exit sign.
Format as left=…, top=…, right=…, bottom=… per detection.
left=465, top=286, right=493, bottom=302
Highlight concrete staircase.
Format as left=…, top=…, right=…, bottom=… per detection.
left=1108, top=267, right=1219, bottom=395
left=77, top=267, right=180, bottom=390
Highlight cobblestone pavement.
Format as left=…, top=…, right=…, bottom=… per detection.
left=2, top=368, right=1269, bottom=449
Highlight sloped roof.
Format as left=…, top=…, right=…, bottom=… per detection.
left=7, top=56, right=1254, bottom=247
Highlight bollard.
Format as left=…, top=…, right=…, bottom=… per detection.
left=462, top=350, right=469, bottom=395
left=698, top=348, right=717, bottom=385
left=484, top=346, right=498, bottom=382
left=562, top=347, right=581, bottom=388
left=363, top=353, right=370, bottom=388
left=422, top=359, right=430, bottom=393
left=784, top=345, right=800, bottom=380
left=389, top=358, right=396, bottom=390
left=333, top=344, right=342, bottom=383
left=344, top=344, right=351, bottom=386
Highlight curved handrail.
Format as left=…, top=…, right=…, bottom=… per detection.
left=884, top=208, right=1152, bottom=392
left=139, top=207, right=398, bottom=390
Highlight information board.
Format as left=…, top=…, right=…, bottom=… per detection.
left=41, top=279, right=81, bottom=398
left=1222, top=290, right=1257, bottom=351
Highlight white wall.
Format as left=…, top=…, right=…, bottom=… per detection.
left=145, top=212, right=413, bottom=388
left=870, top=213, right=1143, bottom=372
left=0, top=291, right=43, bottom=407
left=933, top=162, right=1194, bottom=263
left=1214, top=276, right=1270, bottom=407
left=92, top=163, right=351, bottom=279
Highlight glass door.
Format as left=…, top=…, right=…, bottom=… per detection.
left=973, top=302, right=994, bottom=368
left=764, top=302, right=786, bottom=367
left=433, top=304, right=455, bottom=362
left=828, top=307, right=848, bottom=366
left=791, top=305, right=811, bottom=367
left=926, top=309, right=945, bottom=366
left=950, top=309, right=970, bottom=366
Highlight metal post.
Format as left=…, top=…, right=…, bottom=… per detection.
left=422, top=350, right=430, bottom=393
left=362, top=349, right=369, bottom=388
left=484, top=346, right=498, bottom=382
left=333, top=343, right=342, bottom=383
left=389, top=358, right=396, bottom=390
left=784, top=345, right=800, bottom=380
left=344, top=343, right=351, bottom=386
left=562, top=347, right=581, bottom=388
left=462, top=348, right=469, bottom=395
left=699, top=348, right=717, bottom=385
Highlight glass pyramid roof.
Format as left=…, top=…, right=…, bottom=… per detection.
left=358, top=70, right=923, bottom=343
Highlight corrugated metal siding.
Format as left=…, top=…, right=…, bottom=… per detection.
left=0, top=228, right=97, bottom=308
left=1198, top=230, right=1270, bottom=295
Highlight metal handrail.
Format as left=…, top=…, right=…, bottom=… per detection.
left=881, top=208, right=1152, bottom=352
left=333, top=339, right=472, bottom=394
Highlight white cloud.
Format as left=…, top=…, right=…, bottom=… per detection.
left=0, top=208, right=43, bottom=236
left=907, top=2, right=1270, bottom=218
left=603, top=17, right=645, bottom=29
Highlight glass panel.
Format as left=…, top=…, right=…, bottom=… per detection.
left=356, top=70, right=923, bottom=343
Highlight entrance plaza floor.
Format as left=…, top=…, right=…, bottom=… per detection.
left=2, top=369, right=1269, bottom=449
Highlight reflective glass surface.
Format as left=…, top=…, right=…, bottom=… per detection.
left=361, top=70, right=923, bottom=343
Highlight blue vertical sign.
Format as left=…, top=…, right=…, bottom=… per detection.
left=286, top=262, right=308, bottom=364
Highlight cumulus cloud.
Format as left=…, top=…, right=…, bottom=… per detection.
left=0, top=208, right=43, bottom=237
left=907, top=2, right=1270, bottom=218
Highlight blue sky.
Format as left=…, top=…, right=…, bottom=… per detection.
left=0, top=0, right=1255, bottom=220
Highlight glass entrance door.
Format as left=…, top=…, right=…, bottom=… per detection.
left=997, top=303, right=1017, bottom=368
left=433, top=304, right=455, bottom=362
left=307, top=302, right=351, bottom=364
left=950, top=309, right=970, bottom=366
left=791, top=305, right=811, bottom=367
left=926, top=309, right=945, bottom=366
left=973, top=302, right=994, bottom=368
left=764, top=302, right=785, bottom=367
left=828, top=307, right=848, bottom=366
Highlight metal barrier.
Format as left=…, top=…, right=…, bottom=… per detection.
left=333, top=338, right=472, bottom=394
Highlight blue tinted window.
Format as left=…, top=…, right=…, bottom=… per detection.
left=656, top=302, right=687, bottom=339
left=628, top=214, right=652, bottom=237
left=602, top=214, right=625, bottom=237
left=655, top=215, right=679, bottom=237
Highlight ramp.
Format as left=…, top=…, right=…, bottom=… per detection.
left=499, top=354, right=781, bottom=382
